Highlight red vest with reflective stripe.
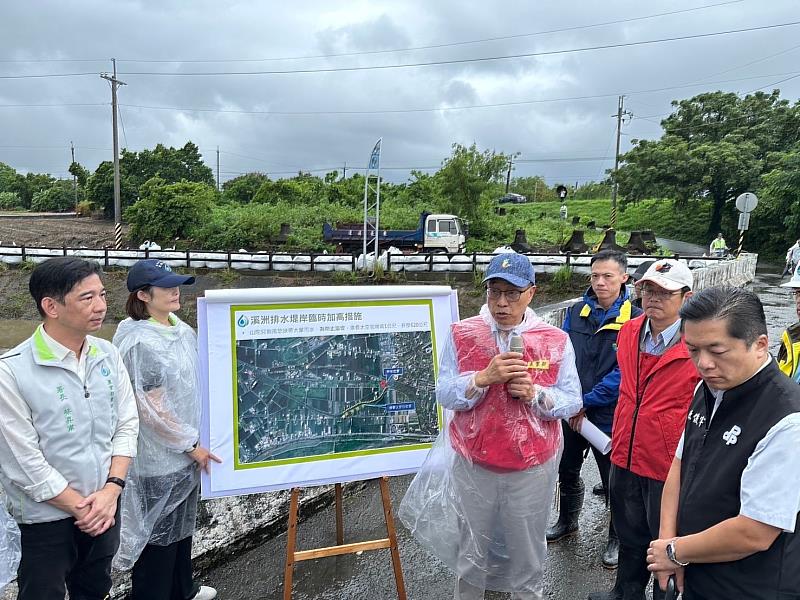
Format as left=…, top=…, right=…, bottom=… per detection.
left=449, top=317, right=564, bottom=471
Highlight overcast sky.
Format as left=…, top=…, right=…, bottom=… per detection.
left=0, top=0, right=798, bottom=187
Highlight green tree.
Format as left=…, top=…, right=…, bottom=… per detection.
left=437, top=143, right=510, bottom=223
left=86, top=142, right=215, bottom=217
left=222, top=172, right=270, bottom=204
left=617, top=90, right=799, bottom=237
left=125, top=178, right=216, bottom=243
left=68, top=161, right=90, bottom=187
left=749, top=148, right=800, bottom=256
left=0, top=191, right=22, bottom=210
left=0, top=163, right=17, bottom=193
left=510, top=176, right=556, bottom=202
left=31, top=180, right=81, bottom=212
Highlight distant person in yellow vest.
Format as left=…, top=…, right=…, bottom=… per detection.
left=709, top=233, right=727, bottom=257
left=778, top=262, right=800, bottom=381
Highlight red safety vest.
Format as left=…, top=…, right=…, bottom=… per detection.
left=449, top=317, right=565, bottom=471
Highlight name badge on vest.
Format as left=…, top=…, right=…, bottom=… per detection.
left=527, top=359, right=550, bottom=370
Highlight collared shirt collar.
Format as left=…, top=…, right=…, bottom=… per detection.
left=35, top=324, right=92, bottom=363
left=643, top=318, right=682, bottom=350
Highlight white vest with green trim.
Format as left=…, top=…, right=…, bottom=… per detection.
left=0, top=329, right=123, bottom=524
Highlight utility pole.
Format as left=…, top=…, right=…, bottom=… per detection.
left=610, top=95, right=630, bottom=228
left=70, top=141, right=77, bottom=212
left=505, top=157, right=513, bottom=193
left=216, top=146, right=221, bottom=192
left=100, top=59, right=126, bottom=249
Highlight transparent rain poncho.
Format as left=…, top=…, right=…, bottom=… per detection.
left=0, top=500, right=20, bottom=592
left=400, top=306, right=582, bottom=595
left=112, top=315, right=201, bottom=570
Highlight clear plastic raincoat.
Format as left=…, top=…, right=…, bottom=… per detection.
left=400, top=306, right=582, bottom=597
left=112, top=315, right=201, bottom=570
left=0, top=498, right=20, bottom=593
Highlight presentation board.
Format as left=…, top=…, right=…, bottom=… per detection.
left=198, top=285, right=460, bottom=498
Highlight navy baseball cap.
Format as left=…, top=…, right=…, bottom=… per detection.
left=482, top=253, right=536, bottom=288
left=126, top=259, right=195, bottom=292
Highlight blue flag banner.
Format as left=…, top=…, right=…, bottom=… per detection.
left=368, top=138, right=381, bottom=170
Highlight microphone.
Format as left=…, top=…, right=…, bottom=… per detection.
left=509, top=334, right=524, bottom=400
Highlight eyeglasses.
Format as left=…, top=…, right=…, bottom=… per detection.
left=639, top=286, right=682, bottom=300
left=486, top=287, right=531, bottom=302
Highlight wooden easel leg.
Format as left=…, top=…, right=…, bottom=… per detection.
left=335, top=483, right=344, bottom=546
left=283, top=487, right=301, bottom=600
left=379, top=477, right=407, bottom=600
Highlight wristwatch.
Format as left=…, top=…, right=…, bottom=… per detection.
left=666, top=539, right=690, bottom=567
left=106, top=476, right=126, bottom=489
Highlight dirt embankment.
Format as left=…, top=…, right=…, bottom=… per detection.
left=0, top=214, right=586, bottom=323
left=0, top=267, right=586, bottom=326
left=0, top=215, right=126, bottom=248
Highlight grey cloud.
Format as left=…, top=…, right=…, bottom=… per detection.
left=0, top=0, right=798, bottom=187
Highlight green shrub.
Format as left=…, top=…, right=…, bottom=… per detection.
left=125, top=177, right=215, bottom=243
left=30, top=181, right=79, bottom=212
left=0, top=191, right=22, bottom=210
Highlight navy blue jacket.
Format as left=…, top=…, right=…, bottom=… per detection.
left=562, top=287, right=641, bottom=433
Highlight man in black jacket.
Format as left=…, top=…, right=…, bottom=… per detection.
left=646, top=286, right=800, bottom=599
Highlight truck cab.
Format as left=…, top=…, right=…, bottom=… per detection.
left=423, top=214, right=466, bottom=253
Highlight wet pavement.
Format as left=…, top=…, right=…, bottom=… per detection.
left=202, top=467, right=616, bottom=600
left=201, top=249, right=799, bottom=600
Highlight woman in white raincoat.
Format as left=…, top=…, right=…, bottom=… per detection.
left=113, top=259, right=220, bottom=600
left=400, top=252, right=582, bottom=600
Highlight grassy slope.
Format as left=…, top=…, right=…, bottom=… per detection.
left=525, top=198, right=712, bottom=247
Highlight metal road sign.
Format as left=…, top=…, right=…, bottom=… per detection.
left=738, top=212, right=751, bottom=231
left=735, top=192, right=758, bottom=213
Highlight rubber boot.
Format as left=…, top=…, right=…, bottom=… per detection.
left=602, top=532, right=620, bottom=569
left=587, top=544, right=649, bottom=600
left=602, top=515, right=619, bottom=569
left=593, top=481, right=606, bottom=496
left=546, top=483, right=584, bottom=542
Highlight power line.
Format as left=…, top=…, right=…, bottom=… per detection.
left=0, top=1, right=746, bottom=66
left=3, top=21, right=797, bottom=81
left=114, top=21, right=800, bottom=77
left=109, top=70, right=800, bottom=117
left=0, top=102, right=106, bottom=108
left=115, top=0, right=747, bottom=64
left=745, top=72, right=800, bottom=94
left=0, top=71, right=98, bottom=80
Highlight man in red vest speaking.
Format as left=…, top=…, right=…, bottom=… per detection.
left=401, top=252, right=582, bottom=600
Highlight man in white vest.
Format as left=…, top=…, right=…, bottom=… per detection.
left=0, top=257, right=139, bottom=600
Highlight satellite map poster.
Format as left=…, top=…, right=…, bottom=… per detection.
left=198, top=285, right=459, bottom=498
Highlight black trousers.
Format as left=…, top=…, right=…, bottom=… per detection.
left=558, top=420, right=613, bottom=494
left=17, top=515, right=120, bottom=600
left=609, top=464, right=666, bottom=600
left=131, top=536, right=200, bottom=600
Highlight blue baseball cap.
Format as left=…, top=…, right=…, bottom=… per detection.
left=482, top=253, right=536, bottom=288
left=126, top=259, right=195, bottom=292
